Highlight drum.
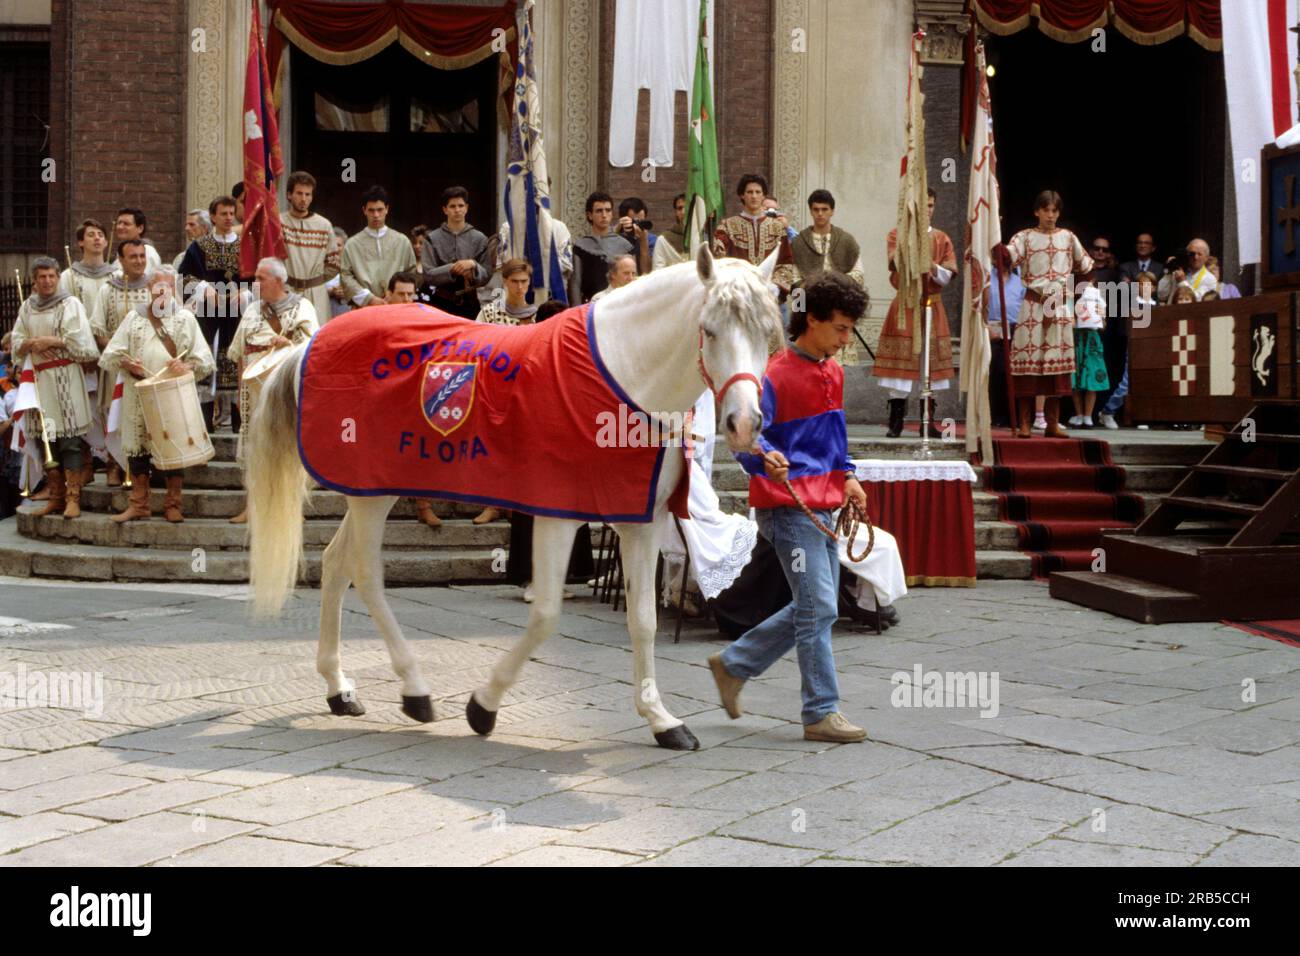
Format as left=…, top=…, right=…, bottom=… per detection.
left=241, top=346, right=293, bottom=415
left=135, top=367, right=215, bottom=470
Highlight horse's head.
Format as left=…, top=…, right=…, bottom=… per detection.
left=695, top=245, right=785, bottom=453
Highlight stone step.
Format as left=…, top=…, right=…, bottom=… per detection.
left=16, top=511, right=511, bottom=551
left=0, top=521, right=501, bottom=585
left=974, top=550, right=1033, bottom=579
left=74, top=485, right=496, bottom=520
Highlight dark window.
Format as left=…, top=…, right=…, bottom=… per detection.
left=0, top=42, right=50, bottom=253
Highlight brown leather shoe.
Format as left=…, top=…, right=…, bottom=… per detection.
left=415, top=499, right=442, bottom=527
left=163, top=476, right=184, bottom=523
left=106, top=462, right=123, bottom=487
left=708, top=653, right=745, bottom=719
left=472, top=506, right=501, bottom=525
left=1015, top=397, right=1034, bottom=439
left=111, top=472, right=151, bottom=523
left=35, top=469, right=65, bottom=517
left=803, top=712, right=868, bottom=743
left=229, top=506, right=248, bottom=525
left=1043, top=397, right=1070, bottom=439
left=63, top=470, right=83, bottom=519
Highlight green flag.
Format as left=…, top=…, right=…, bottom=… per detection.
left=684, top=0, right=722, bottom=250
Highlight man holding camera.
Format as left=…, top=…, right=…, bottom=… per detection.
left=570, top=191, right=644, bottom=304
left=1157, top=238, right=1216, bottom=303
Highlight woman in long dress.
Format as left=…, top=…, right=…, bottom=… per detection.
left=994, top=190, right=1093, bottom=438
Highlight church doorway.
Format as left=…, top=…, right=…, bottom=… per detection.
left=291, top=45, right=500, bottom=237
left=986, top=28, right=1228, bottom=273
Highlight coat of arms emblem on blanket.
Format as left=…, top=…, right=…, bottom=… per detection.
left=421, top=361, right=477, bottom=436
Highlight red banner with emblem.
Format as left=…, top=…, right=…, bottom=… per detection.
left=297, top=302, right=685, bottom=523
left=241, top=0, right=288, bottom=277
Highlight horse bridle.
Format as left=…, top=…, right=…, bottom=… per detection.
left=696, top=328, right=762, bottom=407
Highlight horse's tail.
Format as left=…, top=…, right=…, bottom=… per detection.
left=247, top=344, right=310, bottom=617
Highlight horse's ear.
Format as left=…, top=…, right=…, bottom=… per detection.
left=696, top=244, right=715, bottom=285
left=758, top=246, right=779, bottom=283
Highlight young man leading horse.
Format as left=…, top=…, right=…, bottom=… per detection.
left=710, top=271, right=872, bottom=743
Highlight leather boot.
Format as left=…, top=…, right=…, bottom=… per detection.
left=1043, top=397, right=1069, bottom=439
left=80, top=459, right=94, bottom=487
left=921, top=397, right=943, bottom=438
left=415, top=499, right=442, bottom=528
left=1015, top=398, right=1034, bottom=438
left=885, top=399, right=906, bottom=438
left=472, top=506, right=501, bottom=525
left=163, top=476, right=185, bottom=523
left=229, top=499, right=248, bottom=525
left=111, top=471, right=151, bottom=523
left=35, top=469, right=66, bottom=517
left=106, top=462, right=123, bottom=487
left=63, top=470, right=83, bottom=519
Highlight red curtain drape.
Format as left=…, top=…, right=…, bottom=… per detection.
left=865, top=480, right=977, bottom=587
left=968, top=0, right=1222, bottom=50
left=266, top=0, right=518, bottom=106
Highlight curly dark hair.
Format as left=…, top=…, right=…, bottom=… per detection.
left=790, top=271, right=869, bottom=338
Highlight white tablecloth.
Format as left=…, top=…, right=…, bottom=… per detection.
left=852, top=458, right=978, bottom=483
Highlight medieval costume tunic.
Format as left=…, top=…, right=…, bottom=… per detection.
left=10, top=292, right=99, bottom=443
left=571, top=232, right=635, bottom=303
left=420, top=223, right=491, bottom=319
left=1005, top=227, right=1093, bottom=396
left=340, top=227, right=417, bottom=307
left=59, top=261, right=117, bottom=313
left=227, top=294, right=319, bottom=461
left=872, top=227, right=957, bottom=394
left=651, top=222, right=687, bottom=271
left=712, top=213, right=797, bottom=295
left=89, top=274, right=151, bottom=419
left=476, top=298, right=538, bottom=326
left=180, top=230, right=247, bottom=410
left=792, top=225, right=866, bottom=364
left=282, top=210, right=334, bottom=321
left=99, top=302, right=214, bottom=467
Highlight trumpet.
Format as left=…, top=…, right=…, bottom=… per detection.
left=31, top=408, right=58, bottom=470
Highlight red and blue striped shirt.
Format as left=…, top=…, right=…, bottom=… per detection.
left=735, top=344, right=853, bottom=511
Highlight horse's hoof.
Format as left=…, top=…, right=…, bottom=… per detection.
left=326, top=691, right=366, bottom=717
left=400, top=695, right=435, bottom=723
left=466, top=694, right=497, bottom=736
left=654, top=725, right=700, bottom=751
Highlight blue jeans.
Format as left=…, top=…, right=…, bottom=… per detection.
left=721, top=506, right=841, bottom=725
left=1103, top=358, right=1129, bottom=415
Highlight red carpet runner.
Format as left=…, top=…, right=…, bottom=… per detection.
left=983, top=436, right=1144, bottom=577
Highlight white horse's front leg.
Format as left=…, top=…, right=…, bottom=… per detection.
left=467, top=517, right=579, bottom=736
left=346, top=495, right=434, bottom=723
left=319, top=506, right=364, bottom=716
left=617, top=521, right=699, bottom=750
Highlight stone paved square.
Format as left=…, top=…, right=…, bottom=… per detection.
left=0, top=577, right=1295, bottom=866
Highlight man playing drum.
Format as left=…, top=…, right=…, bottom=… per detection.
left=226, top=257, right=319, bottom=524
left=99, top=266, right=214, bottom=523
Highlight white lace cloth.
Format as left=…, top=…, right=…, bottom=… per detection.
left=852, top=458, right=978, bottom=483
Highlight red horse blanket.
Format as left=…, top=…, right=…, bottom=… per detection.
left=298, top=302, right=681, bottom=522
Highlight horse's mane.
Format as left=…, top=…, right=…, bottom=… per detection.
left=704, top=258, right=786, bottom=352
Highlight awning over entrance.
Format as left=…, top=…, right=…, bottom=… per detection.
left=266, top=0, right=518, bottom=106
left=968, top=0, right=1222, bottom=51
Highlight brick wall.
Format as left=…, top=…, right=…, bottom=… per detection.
left=47, top=0, right=188, bottom=260
left=595, top=0, right=774, bottom=231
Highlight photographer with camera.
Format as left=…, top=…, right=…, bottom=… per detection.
left=616, top=197, right=655, bottom=272
left=1157, top=238, right=1216, bottom=303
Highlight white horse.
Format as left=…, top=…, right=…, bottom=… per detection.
left=245, top=246, right=782, bottom=749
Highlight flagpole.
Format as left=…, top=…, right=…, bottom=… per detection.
left=914, top=295, right=934, bottom=460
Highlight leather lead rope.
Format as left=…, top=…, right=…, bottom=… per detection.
left=781, top=478, right=875, bottom=563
